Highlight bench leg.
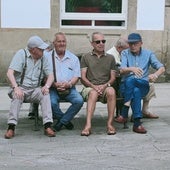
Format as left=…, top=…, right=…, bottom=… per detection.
left=115, top=99, right=124, bottom=117
left=33, top=103, right=40, bottom=131
left=123, top=122, right=129, bottom=129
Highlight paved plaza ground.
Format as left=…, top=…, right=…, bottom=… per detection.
left=0, top=83, right=170, bottom=170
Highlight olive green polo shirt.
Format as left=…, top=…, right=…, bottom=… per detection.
left=80, top=51, right=116, bottom=85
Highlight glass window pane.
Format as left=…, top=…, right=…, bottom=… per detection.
left=66, top=0, right=122, bottom=13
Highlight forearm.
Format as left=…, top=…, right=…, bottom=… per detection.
left=154, top=66, right=165, bottom=77
left=7, top=69, right=18, bottom=88
left=120, top=67, right=134, bottom=75
left=69, top=77, right=79, bottom=87
left=81, top=77, right=94, bottom=88
left=45, top=74, right=54, bottom=88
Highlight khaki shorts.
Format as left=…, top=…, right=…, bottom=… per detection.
left=81, top=87, right=107, bottom=103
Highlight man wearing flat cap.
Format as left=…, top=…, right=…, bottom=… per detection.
left=116, top=33, right=165, bottom=134
left=4, top=35, right=55, bottom=139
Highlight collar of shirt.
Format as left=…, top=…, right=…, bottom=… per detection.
left=129, top=47, right=142, bottom=56
left=91, top=50, right=107, bottom=57
left=54, top=50, right=70, bottom=61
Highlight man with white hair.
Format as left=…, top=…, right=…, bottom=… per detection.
left=4, top=35, right=55, bottom=139
left=107, top=38, right=159, bottom=119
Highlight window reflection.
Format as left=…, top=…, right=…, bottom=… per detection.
left=66, top=0, right=122, bottom=13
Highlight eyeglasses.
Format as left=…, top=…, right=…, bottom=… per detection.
left=93, top=40, right=106, bottom=44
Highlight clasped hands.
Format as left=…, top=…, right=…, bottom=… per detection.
left=132, top=67, right=143, bottom=78
left=53, top=82, right=70, bottom=91
left=93, top=84, right=106, bottom=96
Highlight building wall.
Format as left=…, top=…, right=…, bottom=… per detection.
left=0, top=0, right=170, bottom=85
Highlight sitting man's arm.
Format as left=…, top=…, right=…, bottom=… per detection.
left=41, top=73, right=54, bottom=95
left=7, top=68, right=24, bottom=100
left=148, top=66, right=165, bottom=82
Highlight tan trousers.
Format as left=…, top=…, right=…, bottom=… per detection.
left=142, top=83, right=156, bottom=113
left=8, top=87, right=53, bottom=125
left=143, top=83, right=156, bottom=101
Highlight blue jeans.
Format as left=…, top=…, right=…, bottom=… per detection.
left=120, top=77, right=149, bottom=119
left=50, top=87, right=84, bottom=125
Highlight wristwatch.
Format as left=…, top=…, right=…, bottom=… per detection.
left=107, top=83, right=111, bottom=87
left=12, top=85, right=18, bottom=89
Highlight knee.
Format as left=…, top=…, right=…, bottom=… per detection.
left=133, top=88, right=141, bottom=98
left=88, top=90, right=98, bottom=98
left=75, top=97, right=84, bottom=106
left=107, top=87, right=116, bottom=97
left=125, top=77, right=135, bottom=86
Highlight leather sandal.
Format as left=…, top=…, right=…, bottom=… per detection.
left=81, top=128, right=91, bottom=136
left=115, top=115, right=127, bottom=123
left=133, top=125, right=147, bottom=134
left=143, top=112, right=159, bottom=119
left=107, top=126, right=116, bottom=135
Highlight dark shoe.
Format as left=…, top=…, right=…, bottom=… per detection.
left=4, top=129, right=15, bottom=139
left=133, top=125, right=147, bottom=134
left=44, top=127, right=56, bottom=137
left=64, top=122, right=74, bottom=130
left=143, top=112, right=159, bottom=119
left=115, top=115, right=127, bottom=123
left=53, top=121, right=63, bottom=131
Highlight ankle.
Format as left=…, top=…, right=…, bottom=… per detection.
left=121, top=105, right=129, bottom=118
left=8, top=124, right=15, bottom=131
left=134, top=118, right=142, bottom=127
left=44, top=122, right=52, bottom=129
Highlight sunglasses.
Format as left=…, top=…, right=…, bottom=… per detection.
left=93, top=40, right=106, bottom=44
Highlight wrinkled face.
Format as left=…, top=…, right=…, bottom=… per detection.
left=53, top=34, right=66, bottom=54
left=128, top=41, right=143, bottom=54
left=91, top=33, right=106, bottom=53
left=29, top=47, right=44, bottom=60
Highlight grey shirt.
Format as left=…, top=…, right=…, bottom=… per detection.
left=9, top=48, right=52, bottom=88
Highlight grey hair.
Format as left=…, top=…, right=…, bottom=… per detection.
left=116, top=38, right=128, bottom=48
left=88, top=32, right=104, bottom=42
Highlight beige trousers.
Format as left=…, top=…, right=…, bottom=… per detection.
left=8, top=87, right=53, bottom=125
left=142, top=83, right=156, bottom=113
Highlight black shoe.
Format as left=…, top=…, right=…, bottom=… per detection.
left=53, top=121, right=63, bottom=131
left=64, top=122, right=74, bottom=130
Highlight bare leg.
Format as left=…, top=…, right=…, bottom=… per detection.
left=106, top=87, right=116, bottom=134
left=81, top=90, right=98, bottom=136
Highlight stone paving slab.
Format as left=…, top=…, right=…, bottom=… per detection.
left=0, top=83, right=170, bottom=170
